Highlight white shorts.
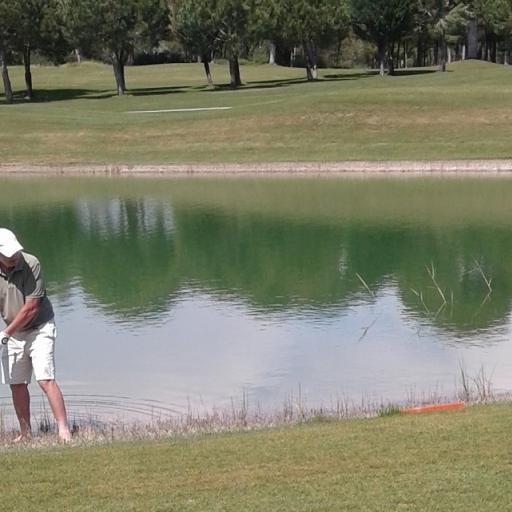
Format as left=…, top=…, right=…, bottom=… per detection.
left=1, top=321, right=56, bottom=385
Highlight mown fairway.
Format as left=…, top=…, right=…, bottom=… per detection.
left=0, top=60, right=511, bottom=165
left=3, top=402, right=512, bottom=511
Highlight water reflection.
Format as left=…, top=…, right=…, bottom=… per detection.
left=6, top=199, right=508, bottom=333
left=1, top=176, right=512, bottom=421
left=76, top=197, right=175, bottom=238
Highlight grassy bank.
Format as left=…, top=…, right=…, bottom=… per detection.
left=0, top=60, right=511, bottom=165
left=2, top=401, right=512, bottom=511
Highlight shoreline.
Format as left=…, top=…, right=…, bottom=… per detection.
left=1, top=393, right=509, bottom=451
left=1, top=159, right=512, bottom=176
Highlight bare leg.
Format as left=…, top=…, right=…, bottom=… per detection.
left=38, top=379, right=71, bottom=441
left=10, top=383, right=31, bottom=441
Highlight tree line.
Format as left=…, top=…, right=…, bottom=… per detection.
left=1, top=0, right=511, bottom=102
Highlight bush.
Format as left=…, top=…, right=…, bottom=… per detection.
left=133, top=41, right=188, bottom=65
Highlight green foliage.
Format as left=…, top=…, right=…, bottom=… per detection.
left=416, top=1, right=471, bottom=70
left=60, top=0, right=170, bottom=62
left=3, top=0, right=512, bottom=84
left=0, top=0, right=18, bottom=52
left=59, top=0, right=170, bottom=93
left=172, top=0, right=275, bottom=84
left=7, top=0, right=70, bottom=67
left=173, top=0, right=221, bottom=60
left=465, top=0, right=512, bottom=61
left=12, top=0, right=46, bottom=50
left=248, top=0, right=283, bottom=42
left=278, top=0, right=351, bottom=78
left=418, top=1, right=470, bottom=39
left=352, top=0, right=418, bottom=73
left=217, top=0, right=253, bottom=56
left=0, top=0, right=18, bottom=102
left=443, top=3, right=473, bottom=44
left=282, top=0, right=351, bottom=46
left=335, top=30, right=375, bottom=67
left=58, top=0, right=102, bottom=57
left=476, top=0, right=512, bottom=39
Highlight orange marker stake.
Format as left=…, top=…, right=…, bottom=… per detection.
left=400, top=401, right=465, bottom=414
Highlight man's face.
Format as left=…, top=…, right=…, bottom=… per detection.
left=0, top=251, right=20, bottom=270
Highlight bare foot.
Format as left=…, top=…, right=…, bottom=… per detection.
left=58, top=428, right=72, bottom=443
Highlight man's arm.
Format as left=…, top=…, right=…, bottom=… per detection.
left=3, top=297, right=41, bottom=336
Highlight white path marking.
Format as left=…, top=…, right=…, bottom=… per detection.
left=126, top=107, right=232, bottom=114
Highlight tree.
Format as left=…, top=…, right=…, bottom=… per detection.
left=0, top=0, right=16, bottom=103
left=61, top=0, right=170, bottom=95
left=504, top=1, right=512, bottom=63
left=248, top=0, right=283, bottom=65
left=59, top=0, right=102, bottom=61
left=473, top=0, right=512, bottom=62
left=442, top=2, right=472, bottom=63
left=281, top=0, right=351, bottom=80
left=418, top=1, right=470, bottom=71
left=173, top=0, right=261, bottom=88
left=217, top=0, right=253, bottom=87
left=13, top=0, right=69, bottom=100
left=14, top=0, right=45, bottom=100
left=463, top=0, right=512, bottom=61
left=173, top=0, right=221, bottom=86
left=352, top=0, right=417, bottom=75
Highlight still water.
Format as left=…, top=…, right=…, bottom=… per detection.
left=1, top=175, right=512, bottom=424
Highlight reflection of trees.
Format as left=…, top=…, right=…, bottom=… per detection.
left=2, top=196, right=512, bottom=333
left=76, top=198, right=178, bottom=317
left=76, top=198, right=175, bottom=237
left=1, top=198, right=179, bottom=318
left=173, top=210, right=348, bottom=307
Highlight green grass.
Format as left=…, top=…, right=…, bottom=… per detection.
left=3, top=401, right=512, bottom=511
left=0, top=60, right=511, bottom=165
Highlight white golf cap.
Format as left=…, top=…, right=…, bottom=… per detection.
left=0, top=228, right=23, bottom=257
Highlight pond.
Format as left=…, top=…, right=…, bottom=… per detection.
left=1, top=175, right=512, bottom=425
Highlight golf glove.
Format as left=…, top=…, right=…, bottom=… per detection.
left=0, top=331, right=9, bottom=346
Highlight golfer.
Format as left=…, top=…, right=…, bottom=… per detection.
left=0, top=228, right=71, bottom=442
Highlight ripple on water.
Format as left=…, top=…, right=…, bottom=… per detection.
left=0, top=394, right=182, bottom=429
